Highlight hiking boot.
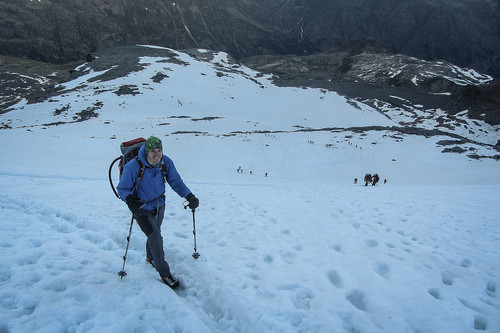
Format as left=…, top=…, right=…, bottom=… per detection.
left=161, top=274, right=179, bottom=289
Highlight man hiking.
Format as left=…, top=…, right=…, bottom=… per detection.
left=117, top=136, right=199, bottom=288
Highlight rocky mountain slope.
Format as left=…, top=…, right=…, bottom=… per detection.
left=243, top=38, right=500, bottom=127
left=1, top=44, right=498, bottom=160
left=1, top=0, right=499, bottom=77
left=3, top=38, right=497, bottom=142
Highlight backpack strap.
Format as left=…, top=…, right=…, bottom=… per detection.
left=132, top=157, right=167, bottom=194
left=132, top=156, right=146, bottom=194
left=160, top=161, right=167, bottom=183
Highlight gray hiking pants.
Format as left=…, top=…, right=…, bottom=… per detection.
left=135, top=205, right=171, bottom=277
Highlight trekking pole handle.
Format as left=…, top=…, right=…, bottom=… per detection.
left=183, top=200, right=196, bottom=212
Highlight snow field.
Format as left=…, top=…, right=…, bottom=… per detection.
left=0, top=45, right=499, bottom=332
left=0, top=167, right=499, bottom=332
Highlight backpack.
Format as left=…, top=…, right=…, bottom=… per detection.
left=109, top=137, right=167, bottom=199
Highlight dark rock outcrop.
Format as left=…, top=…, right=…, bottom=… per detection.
left=0, top=55, right=83, bottom=112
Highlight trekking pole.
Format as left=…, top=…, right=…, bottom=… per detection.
left=191, top=209, right=200, bottom=259
left=184, top=202, right=200, bottom=259
left=118, top=215, right=134, bottom=278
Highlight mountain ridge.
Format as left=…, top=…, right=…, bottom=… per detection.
left=1, top=0, right=498, bottom=77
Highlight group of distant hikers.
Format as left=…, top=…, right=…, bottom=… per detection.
left=354, top=173, right=386, bottom=186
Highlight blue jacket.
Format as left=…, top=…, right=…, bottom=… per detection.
left=117, top=144, right=192, bottom=211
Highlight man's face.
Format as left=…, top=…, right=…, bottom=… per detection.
left=147, top=148, right=162, bottom=165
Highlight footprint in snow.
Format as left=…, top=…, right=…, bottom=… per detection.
left=428, top=288, right=442, bottom=300
left=373, top=262, right=390, bottom=279
left=460, top=258, right=472, bottom=268
left=441, top=271, right=454, bottom=286
left=18, top=251, right=44, bottom=266
left=291, top=288, right=314, bottom=310
left=364, top=239, right=378, bottom=248
left=1, top=292, right=17, bottom=310
left=263, top=254, right=274, bottom=263
left=0, top=270, right=11, bottom=283
left=345, top=289, right=367, bottom=312
left=19, top=297, right=38, bottom=316
left=474, top=316, right=488, bottom=331
left=327, top=269, right=343, bottom=288
left=28, top=239, right=42, bottom=248
left=401, top=240, right=412, bottom=247
left=485, top=281, right=496, bottom=297
left=329, top=244, right=343, bottom=253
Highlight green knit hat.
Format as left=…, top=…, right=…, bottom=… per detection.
left=145, top=136, right=162, bottom=154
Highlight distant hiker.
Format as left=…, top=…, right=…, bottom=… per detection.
left=354, top=178, right=358, bottom=184
left=372, top=174, right=380, bottom=186
left=117, top=136, right=199, bottom=289
left=364, top=174, right=372, bottom=186
left=384, top=179, right=387, bottom=184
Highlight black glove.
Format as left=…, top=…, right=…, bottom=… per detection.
left=186, top=193, right=199, bottom=210
left=125, top=195, right=142, bottom=214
